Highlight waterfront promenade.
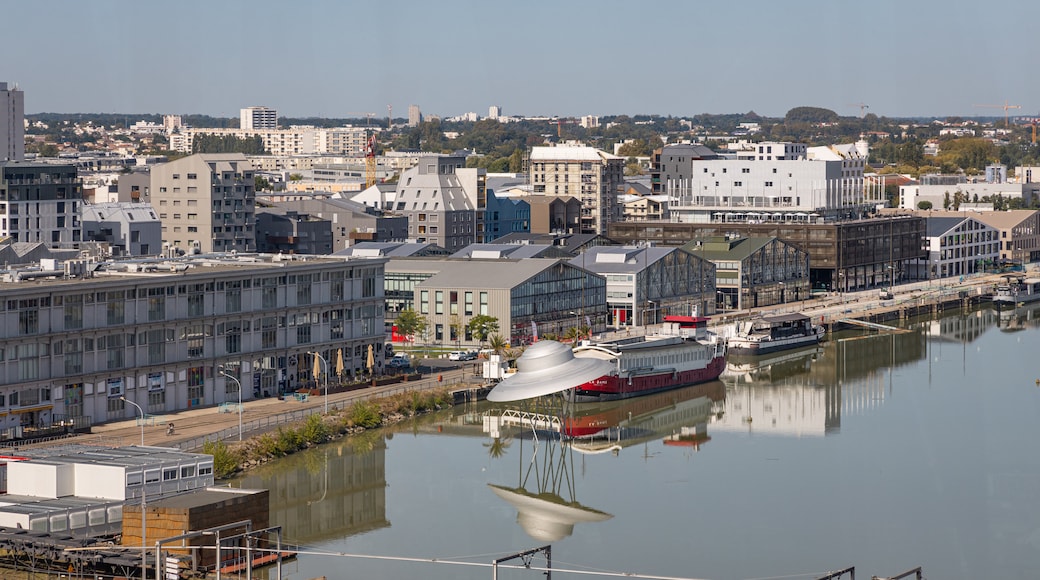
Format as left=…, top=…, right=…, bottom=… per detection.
left=10, top=269, right=1021, bottom=453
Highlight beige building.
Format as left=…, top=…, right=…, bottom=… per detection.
left=148, top=153, right=256, bottom=254
left=526, top=195, right=580, bottom=234
left=174, top=127, right=370, bottom=157
left=529, top=145, right=624, bottom=235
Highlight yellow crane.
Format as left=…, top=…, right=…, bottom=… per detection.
left=345, top=112, right=378, bottom=188
left=973, top=101, right=1022, bottom=127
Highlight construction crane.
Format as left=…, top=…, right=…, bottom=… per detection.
left=973, top=101, right=1022, bottom=127
left=364, top=133, right=377, bottom=189
left=549, top=118, right=577, bottom=138
left=345, top=112, right=376, bottom=126
left=848, top=103, right=869, bottom=117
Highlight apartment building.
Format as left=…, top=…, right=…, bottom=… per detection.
left=389, top=154, right=486, bottom=251
left=173, top=127, right=370, bottom=157
left=918, top=215, right=1000, bottom=279
left=529, top=145, right=624, bottom=235
left=0, top=82, right=24, bottom=162
left=667, top=141, right=881, bottom=223
left=0, top=161, right=83, bottom=245
left=408, top=105, right=422, bottom=127
left=81, top=202, right=162, bottom=257
left=0, top=254, right=386, bottom=428
left=147, top=154, right=256, bottom=254
left=650, top=143, right=719, bottom=194
left=241, top=106, right=278, bottom=130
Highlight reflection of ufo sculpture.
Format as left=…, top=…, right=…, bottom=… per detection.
left=489, top=484, right=613, bottom=542
left=487, top=340, right=615, bottom=402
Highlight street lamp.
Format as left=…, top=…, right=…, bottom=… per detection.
left=218, top=366, right=243, bottom=441
left=119, top=396, right=147, bottom=580
left=308, top=351, right=329, bottom=415
left=646, top=300, right=656, bottom=327
left=568, top=310, right=580, bottom=340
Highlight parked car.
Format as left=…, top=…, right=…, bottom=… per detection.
left=388, top=354, right=411, bottom=369
left=449, top=350, right=478, bottom=361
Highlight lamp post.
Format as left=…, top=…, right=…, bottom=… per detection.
left=308, top=351, right=329, bottom=415
left=119, top=396, right=147, bottom=580
left=218, top=366, right=243, bottom=441
left=568, top=310, right=580, bottom=340
left=645, top=300, right=656, bottom=327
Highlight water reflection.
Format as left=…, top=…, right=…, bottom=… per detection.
left=487, top=433, right=612, bottom=542
left=232, top=436, right=389, bottom=544
left=994, top=302, right=1040, bottom=333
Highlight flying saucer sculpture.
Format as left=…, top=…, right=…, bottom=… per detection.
left=487, top=340, right=614, bottom=402
left=488, top=484, right=613, bottom=542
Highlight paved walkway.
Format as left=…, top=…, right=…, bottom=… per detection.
left=29, top=365, right=479, bottom=451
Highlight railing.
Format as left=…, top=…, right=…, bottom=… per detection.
left=176, top=377, right=458, bottom=452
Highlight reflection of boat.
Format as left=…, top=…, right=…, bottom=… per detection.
left=564, top=381, right=725, bottom=453
left=570, top=316, right=726, bottom=402
left=996, top=301, right=1040, bottom=332
left=726, top=313, right=823, bottom=356
left=721, top=345, right=822, bottom=384
left=993, top=275, right=1040, bottom=308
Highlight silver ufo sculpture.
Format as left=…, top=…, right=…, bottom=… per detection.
left=486, top=340, right=614, bottom=402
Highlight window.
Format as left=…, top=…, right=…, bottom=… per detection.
left=18, top=310, right=38, bottom=335
left=435, top=291, right=444, bottom=314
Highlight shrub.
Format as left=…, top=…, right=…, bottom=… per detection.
left=202, top=440, right=242, bottom=479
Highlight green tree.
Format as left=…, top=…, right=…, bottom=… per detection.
left=288, top=173, right=303, bottom=182
left=625, top=158, right=643, bottom=176
left=255, top=176, right=271, bottom=191
left=487, top=333, right=508, bottom=355
left=394, top=309, right=428, bottom=347
left=449, top=314, right=463, bottom=347
left=917, top=200, right=933, bottom=210
left=616, top=139, right=649, bottom=157
left=466, top=315, right=499, bottom=348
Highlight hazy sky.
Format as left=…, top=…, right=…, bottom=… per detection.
left=5, top=0, right=1039, bottom=120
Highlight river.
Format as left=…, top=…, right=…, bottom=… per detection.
left=233, top=305, right=1040, bottom=580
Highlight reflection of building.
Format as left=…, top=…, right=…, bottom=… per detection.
left=235, top=439, right=388, bottom=544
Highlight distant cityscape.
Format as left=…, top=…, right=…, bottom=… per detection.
left=0, top=81, right=1039, bottom=429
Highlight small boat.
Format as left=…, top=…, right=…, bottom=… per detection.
left=569, top=316, right=727, bottom=402
left=992, top=275, right=1040, bottom=308
left=726, top=313, right=823, bottom=356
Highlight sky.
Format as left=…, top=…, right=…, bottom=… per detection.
left=5, top=0, right=1040, bottom=120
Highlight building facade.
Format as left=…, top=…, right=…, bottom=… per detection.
left=81, top=202, right=162, bottom=257
left=0, top=255, right=386, bottom=428
left=684, top=236, right=811, bottom=311
left=240, top=106, right=277, bottom=130
left=147, top=154, right=256, bottom=254
left=0, top=82, right=24, bottom=162
left=529, top=146, right=624, bottom=235
left=916, top=216, right=1000, bottom=279
left=389, top=155, right=486, bottom=250
left=0, top=161, right=83, bottom=245
left=650, top=143, right=719, bottom=194
left=569, top=246, right=715, bottom=327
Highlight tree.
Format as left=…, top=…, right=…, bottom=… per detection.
left=616, top=139, right=649, bottom=157
left=449, top=314, right=463, bottom=348
left=917, top=200, right=933, bottom=210
left=624, top=158, right=643, bottom=176
left=466, top=315, right=499, bottom=348
left=288, top=173, right=303, bottom=182
left=394, top=309, right=428, bottom=347
left=487, top=334, right=508, bottom=355
left=255, top=176, right=271, bottom=191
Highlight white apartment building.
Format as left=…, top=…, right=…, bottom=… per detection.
left=173, top=126, right=370, bottom=157
left=1, top=82, right=25, bottom=162
left=529, top=145, right=624, bottom=235
left=667, top=141, right=880, bottom=223
left=917, top=215, right=1000, bottom=279
left=240, top=106, right=277, bottom=130
left=146, top=153, right=256, bottom=254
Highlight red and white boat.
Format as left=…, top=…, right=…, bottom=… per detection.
left=570, top=315, right=726, bottom=402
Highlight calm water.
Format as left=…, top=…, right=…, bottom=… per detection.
left=234, top=306, right=1040, bottom=580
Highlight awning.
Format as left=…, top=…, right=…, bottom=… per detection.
left=11, top=405, right=53, bottom=415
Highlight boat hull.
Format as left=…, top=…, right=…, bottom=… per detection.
left=571, top=355, right=726, bottom=403
left=726, top=331, right=823, bottom=356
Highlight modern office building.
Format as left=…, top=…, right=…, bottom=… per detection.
left=0, top=254, right=386, bottom=429
left=666, top=141, right=881, bottom=223
left=240, top=106, right=278, bottom=130
left=147, top=153, right=256, bottom=254
left=0, top=161, right=83, bottom=245
left=529, top=145, right=624, bottom=235
left=915, top=215, right=1000, bottom=279
left=0, top=82, right=24, bottom=162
